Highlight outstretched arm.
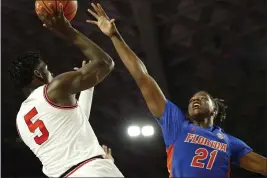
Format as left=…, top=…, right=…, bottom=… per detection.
left=86, top=3, right=166, bottom=118
left=87, top=3, right=187, bottom=146
left=229, top=135, right=266, bottom=176
left=240, top=152, right=266, bottom=176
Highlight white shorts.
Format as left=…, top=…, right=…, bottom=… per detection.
left=65, top=159, right=124, bottom=177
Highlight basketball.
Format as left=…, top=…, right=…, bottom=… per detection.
left=35, top=0, right=78, bottom=21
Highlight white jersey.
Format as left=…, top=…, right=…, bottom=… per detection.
left=16, top=85, right=105, bottom=177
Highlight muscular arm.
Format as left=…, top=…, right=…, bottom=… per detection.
left=79, top=87, right=94, bottom=119
left=240, top=152, right=267, bottom=176
left=110, top=32, right=166, bottom=118
left=48, top=28, right=114, bottom=103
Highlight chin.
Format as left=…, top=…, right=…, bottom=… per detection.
left=190, top=111, right=206, bottom=121
left=191, top=116, right=205, bottom=122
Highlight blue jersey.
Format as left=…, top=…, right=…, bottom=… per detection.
left=157, top=100, right=252, bottom=178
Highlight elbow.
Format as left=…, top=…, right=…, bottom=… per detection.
left=99, top=57, right=115, bottom=72
left=108, top=59, right=115, bottom=71
left=136, top=71, right=149, bottom=83
left=105, top=57, right=115, bottom=71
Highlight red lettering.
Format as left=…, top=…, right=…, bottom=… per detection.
left=197, top=136, right=205, bottom=145
left=220, top=143, right=227, bottom=152
left=185, top=133, right=195, bottom=142
left=192, top=135, right=198, bottom=143
left=215, top=142, right=221, bottom=150
left=204, top=139, right=211, bottom=147
left=24, top=107, right=49, bottom=145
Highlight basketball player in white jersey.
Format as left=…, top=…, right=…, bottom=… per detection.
left=9, top=4, right=123, bottom=178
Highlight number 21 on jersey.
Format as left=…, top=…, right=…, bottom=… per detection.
left=24, top=107, right=49, bottom=145
left=191, top=148, right=218, bottom=170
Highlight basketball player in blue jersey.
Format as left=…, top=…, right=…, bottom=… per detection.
left=87, top=3, right=267, bottom=178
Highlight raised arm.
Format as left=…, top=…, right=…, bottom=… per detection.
left=74, top=61, right=95, bottom=118
left=86, top=3, right=166, bottom=118
left=39, top=4, right=114, bottom=104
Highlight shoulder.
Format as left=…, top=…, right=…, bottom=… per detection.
left=159, top=99, right=186, bottom=122
left=164, top=100, right=184, bottom=113
left=223, top=132, right=247, bottom=147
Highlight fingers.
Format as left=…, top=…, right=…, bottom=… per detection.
left=102, top=145, right=112, bottom=155
left=82, top=60, right=86, bottom=67
left=102, top=145, right=108, bottom=153
left=97, top=3, right=110, bottom=20
left=58, top=3, right=64, bottom=17
left=39, top=7, right=54, bottom=26
left=48, top=3, right=57, bottom=15
left=91, top=3, right=103, bottom=16
left=110, top=19, right=115, bottom=23
left=39, top=7, right=48, bottom=20
left=74, top=60, right=86, bottom=70
left=86, top=20, right=97, bottom=25
left=88, top=8, right=99, bottom=20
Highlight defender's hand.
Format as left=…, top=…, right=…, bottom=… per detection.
left=38, top=3, right=73, bottom=39
left=86, top=3, right=116, bottom=37
left=102, top=145, right=114, bottom=162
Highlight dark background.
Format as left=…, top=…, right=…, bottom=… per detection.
left=2, top=0, right=266, bottom=177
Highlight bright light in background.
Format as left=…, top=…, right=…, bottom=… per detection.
left=127, top=125, right=155, bottom=137
left=127, top=125, right=141, bottom=137
left=141, top=125, right=154, bottom=136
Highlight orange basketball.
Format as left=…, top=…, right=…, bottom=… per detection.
left=35, top=0, right=78, bottom=21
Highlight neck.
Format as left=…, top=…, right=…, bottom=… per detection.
left=192, top=117, right=213, bottom=128
left=23, top=84, right=42, bottom=97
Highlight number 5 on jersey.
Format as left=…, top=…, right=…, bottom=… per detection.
left=191, top=148, right=218, bottom=170
left=24, top=107, right=49, bottom=145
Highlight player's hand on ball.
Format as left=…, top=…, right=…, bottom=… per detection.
left=86, top=3, right=117, bottom=37
left=102, top=145, right=114, bottom=162
left=38, top=3, right=73, bottom=38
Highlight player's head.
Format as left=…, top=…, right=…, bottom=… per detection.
left=8, top=51, right=53, bottom=89
left=188, top=91, right=227, bottom=124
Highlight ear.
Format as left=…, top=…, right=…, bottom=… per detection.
left=34, top=70, right=43, bottom=80
left=211, top=107, right=218, bottom=117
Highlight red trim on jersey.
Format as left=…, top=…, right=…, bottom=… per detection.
left=65, top=158, right=97, bottom=177
left=43, top=84, right=78, bottom=109
left=167, top=144, right=174, bottom=178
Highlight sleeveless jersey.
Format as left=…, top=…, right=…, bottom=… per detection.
left=16, top=85, right=105, bottom=177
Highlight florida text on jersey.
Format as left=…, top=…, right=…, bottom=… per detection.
left=156, top=100, right=252, bottom=178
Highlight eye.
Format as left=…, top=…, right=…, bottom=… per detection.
left=201, top=97, right=208, bottom=100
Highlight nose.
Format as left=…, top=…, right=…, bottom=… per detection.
left=191, top=98, right=199, bottom=102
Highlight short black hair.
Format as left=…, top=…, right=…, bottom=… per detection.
left=213, top=98, right=227, bottom=123
left=8, top=51, right=41, bottom=88
left=198, top=91, right=227, bottom=123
